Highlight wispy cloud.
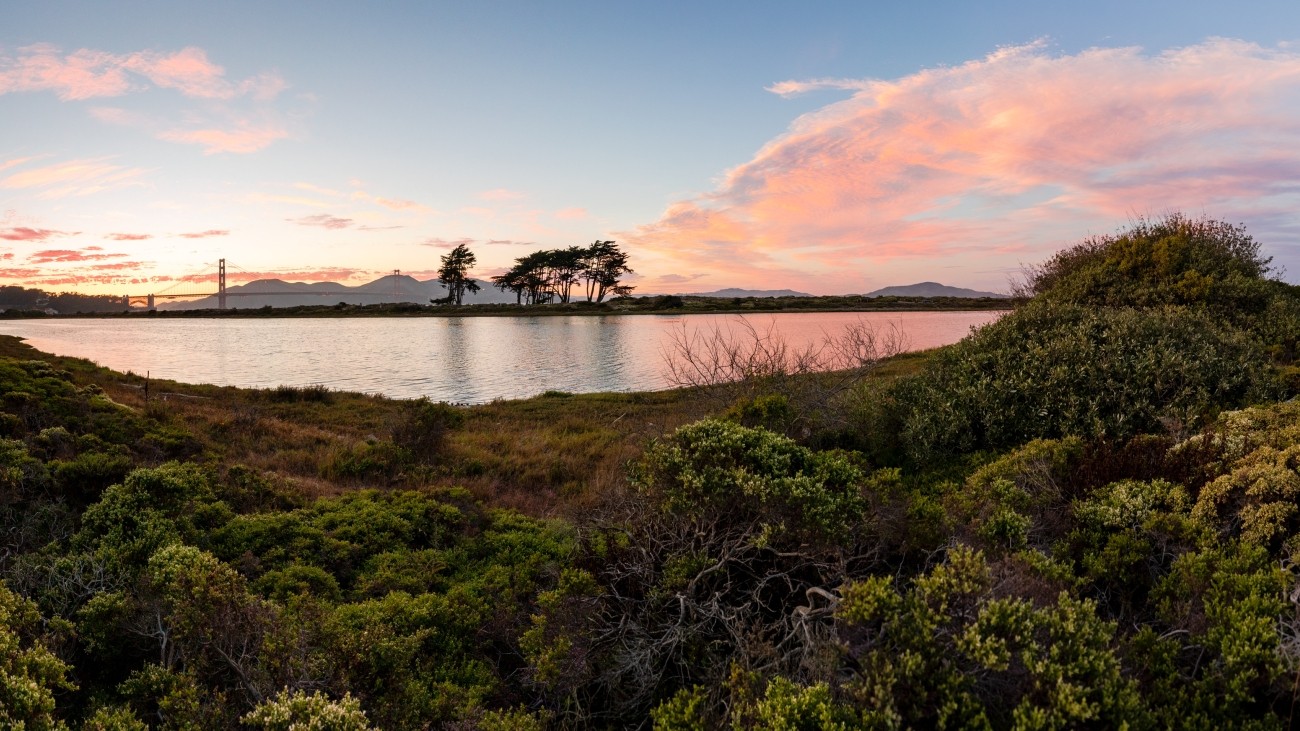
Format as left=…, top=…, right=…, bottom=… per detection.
left=373, top=196, right=429, bottom=213
left=421, top=237, right=475, bottom=249
left=0, top=157, right=150, bottom=198
left=157, top=122, right=288, bottom=155
left=177, top=229, right=229, bottom=239
left=291, top=214, right=354, bottom=229
left=218, top=268, right=367, bottom=283
left=421, top=236, right=534, bottom=249
left=0, top=156, right=43, bottom=174
left=654, top=273, right=706, bottom=285
left=0, top=226, right=76, bottom=242
left=764, top=77, right=876, bottom=97
left=86, top=260, right=146, bottom=271
left=554, top=207, right=588, bottom=220
left=28, top=247, right=128, bottom=263
left=348, top=186, right=432, bottom=214
left=477, top=188, right=526, bottom=201
left=0, top=43, right=286, bottom=101
left=2, top=44, right=296, bottom=155
left=624, top=38, right=1300, bottom=292
left=94, top=104, right=290, bottom=155
left=107, top=232, right=152, bottom=241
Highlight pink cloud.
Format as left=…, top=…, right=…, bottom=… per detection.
left=107, top=232, right=152, bottom=241
left=0, top=43, right=285, bottom=101
left=419, top=236, right=533, bottom=250
left=93, top=104, right=291, bottom=155
left=178, top=229, right=229, bottom=239
left=554, top=207, right=588, bottom=220
left=374, top=196, right=430, bottom=213
left=421, top=237, right=475, bottom=249
left=623, top=38, right=1300, bottom=293
left=0, top=157, right=150, bottom=198
left=291, top=214, right=354, bottom=229
left=764, top=77, right=875, bottom=97
left=28, top=248, right=127, bottom=263
left=158, top=122, right=288, bottom=154
left=0, top=227, right=75, bottom=242
left=0, top=156, right=42, bottom=174
left=221, top=268, right=365, bottom=283
left=87, top=261, right=146, bottom=271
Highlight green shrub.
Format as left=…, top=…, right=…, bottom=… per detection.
left=896, top=303, right=1274, bottom=462
left=243, top=689, right=374, bottom=730
left=633, top=419, right=866, bottom=541
left=75, top=463, right=232, bottom=578
left=0, top=582, right=74, bottom=731
left=266, top=383, right=333, bottom=403
left=725, top=393, right=796, bottom=434
left=50, top=450, right=133, bottom=505
left=1021, top=213, right=1273, bottom=314
left=837, top=546, right=1146, bottom=729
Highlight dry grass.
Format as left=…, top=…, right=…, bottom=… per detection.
left=0, top=334, right=934, bottom=518
left=439, top=389, right=712, bottom=516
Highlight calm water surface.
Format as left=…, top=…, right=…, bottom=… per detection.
left=0, top=311, right=1001, bottom=402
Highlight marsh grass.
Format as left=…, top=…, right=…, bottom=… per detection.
left=0, top=334, right=933, bottom=515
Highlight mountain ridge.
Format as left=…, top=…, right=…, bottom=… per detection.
left=158, top=276, right=1007, bottom=309
left=862, top=281, right=1008, bottom=298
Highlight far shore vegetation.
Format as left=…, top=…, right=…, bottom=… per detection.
left=9, top=213, right=1300, bottom=728
left=0, top=238, right=1012, bottom=318
left=0, top=291, right=1013, bottom=319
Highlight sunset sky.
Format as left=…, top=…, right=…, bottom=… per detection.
left=3, top=1, right=1300, bottom=296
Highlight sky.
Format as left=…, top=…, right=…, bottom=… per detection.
left=3, top=1, right=1300, bottom=297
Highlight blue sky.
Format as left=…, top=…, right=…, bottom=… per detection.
left=3, top=1, right=1300, bottom=294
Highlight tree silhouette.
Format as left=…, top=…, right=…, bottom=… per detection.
left=581, top=240, right=634, bottom=302
left=436, top=243, right=480, bottom=306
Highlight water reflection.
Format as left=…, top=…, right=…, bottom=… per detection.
left=0, top=311, right=1002, bottom=402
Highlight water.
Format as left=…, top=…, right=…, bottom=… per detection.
left=0, top=311, right=1002, bottom=402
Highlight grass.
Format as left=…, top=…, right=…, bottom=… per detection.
left=0, top=334, right=935, bottom=516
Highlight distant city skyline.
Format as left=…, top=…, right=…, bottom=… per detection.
left=3, top=1, right=1300, bottom=296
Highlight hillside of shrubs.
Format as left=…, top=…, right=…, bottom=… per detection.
left=5, top=214, right=1300, bottom=728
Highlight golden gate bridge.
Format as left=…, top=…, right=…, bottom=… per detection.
left=123, top=259, right=425, bottom=309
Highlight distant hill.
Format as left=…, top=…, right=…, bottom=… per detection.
left=674, top=288, right=814, bottom=298
left=863, top=282, right=1008, bottom=298
left=160, top=274, right=519, bottom=310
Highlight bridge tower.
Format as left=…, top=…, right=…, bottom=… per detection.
left=218, top=259, right=227, bottom=310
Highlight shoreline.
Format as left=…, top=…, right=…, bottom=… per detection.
left=0, top=294, right=1014, bottom=320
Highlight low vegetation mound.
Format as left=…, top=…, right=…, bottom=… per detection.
left=876, top=214, right=1300, bottom=464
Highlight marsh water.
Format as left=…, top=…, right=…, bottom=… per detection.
left=0, top=311, right=1002, bottom=402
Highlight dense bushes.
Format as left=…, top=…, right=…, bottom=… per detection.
left=895, top=302, right=1276, bottom=461
left=1018, top=213, right=1273, bottom=311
